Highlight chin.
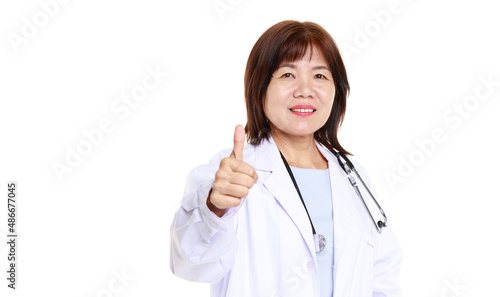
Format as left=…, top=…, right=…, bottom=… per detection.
left=284, top=128, right=318, bottom=137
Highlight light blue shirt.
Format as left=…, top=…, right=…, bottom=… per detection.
left=290, top=166, right=334, bottom=297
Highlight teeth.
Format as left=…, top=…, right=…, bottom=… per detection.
left=291, top=109, right=314, bottom=112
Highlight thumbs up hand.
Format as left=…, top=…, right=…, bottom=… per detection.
left=207, top=125, right=259, bottom=217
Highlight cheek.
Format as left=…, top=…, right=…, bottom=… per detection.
left=321, top=84, right=335, bottom=98
left=263, top=97, right=271, bottom=119
left=323, top=88, right=335, bottom=109
left=263, top=99, right=278, bottom=125
left=264, top=102, right=280, bottom=124
left=263, top=87, right=280, bottom=117
left=320, top=91, right=335, bottom=119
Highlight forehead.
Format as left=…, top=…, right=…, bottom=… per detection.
left=277, top=46, right=330, bottom=70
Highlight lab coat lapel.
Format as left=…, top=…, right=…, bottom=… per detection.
left=318, top=144, right=370, bottom=297
left=253, top=138, right=358, bottom=267
left=316, top=144, right=355, bottom=268
left=254, top=138, right=317, bottom=259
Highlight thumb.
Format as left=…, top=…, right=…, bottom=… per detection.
left=231, top=124, right=245, bottom=161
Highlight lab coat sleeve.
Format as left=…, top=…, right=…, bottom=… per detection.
left=170, top=149, right=239, bottom=284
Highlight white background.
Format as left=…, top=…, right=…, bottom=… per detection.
left=1, top=0, right=499, bottom=296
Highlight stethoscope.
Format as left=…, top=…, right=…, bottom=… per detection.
left=280, top=147, right=388, bottom=253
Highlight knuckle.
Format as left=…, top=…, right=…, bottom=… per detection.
left=215, top=169, right=231, bottom=181
left=239, top=187, right=249, bottom=198
left=212, top=179, right=221, bottom=188
left=243, top=176, right=254, bottom=188
left=229, top=200, right=241, bottom=208
left=211, top=195, right=230, bottom=209
left=212, top=180, right=225, bottom=193
left=218, top=197, right=234, bottom=209
left=219, top=157, right=231, bottom=168
left=214, top=170, right=224, bottom=180
left=209, top=194, right=221, bottom=206
left=250, top=167, right=257, bottom=176
left=245, top=164, right=255, bottom=176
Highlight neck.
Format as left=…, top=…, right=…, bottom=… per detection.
left=272, top=131, right=328, bottom=169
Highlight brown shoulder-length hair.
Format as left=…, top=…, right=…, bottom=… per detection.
left=244, top=20, right=351, bottom=155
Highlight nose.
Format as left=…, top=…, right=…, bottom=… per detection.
left=293, top=77, right=314, bottom=99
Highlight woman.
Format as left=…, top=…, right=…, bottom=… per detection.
left=170, top=20, right=403, bottom=297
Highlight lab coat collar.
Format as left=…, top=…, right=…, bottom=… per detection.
left=253, top=136, right=355, bottom=266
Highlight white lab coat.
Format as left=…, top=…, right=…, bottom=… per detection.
left=170, top=137, right=403, bottom=297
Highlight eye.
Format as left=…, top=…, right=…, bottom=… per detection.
left=315, top=74, right=328, bottom=79
left=281, top=73, right=294, bottom=78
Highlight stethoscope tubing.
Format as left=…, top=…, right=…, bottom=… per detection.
left=280, top=145, right=389, bottom=241
left=330, top=148, right=389, bottom=233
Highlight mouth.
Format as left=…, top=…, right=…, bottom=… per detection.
left=289, top=105, right=316, bottom=116
left=290, top=108, right=315, bottom=112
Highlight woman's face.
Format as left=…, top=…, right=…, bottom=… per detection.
left=264, top=47, right=335, bottom=141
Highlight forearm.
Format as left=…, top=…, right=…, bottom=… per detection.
left=170, top=181, right=238, bottom=283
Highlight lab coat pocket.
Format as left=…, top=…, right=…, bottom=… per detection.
left=360, top=238, right=375, bottom=295
left=365, top=238, right=375, bottom=249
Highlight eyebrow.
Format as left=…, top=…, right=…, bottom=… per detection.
left=278, top=63, right=330, bottom=71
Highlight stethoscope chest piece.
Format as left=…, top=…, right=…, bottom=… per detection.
left=314, top=233, right=326, bottom=253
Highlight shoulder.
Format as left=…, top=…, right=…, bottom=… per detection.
left=317, top=144, right=371, bottom=179
left=348, top=156, right=370, bottom=177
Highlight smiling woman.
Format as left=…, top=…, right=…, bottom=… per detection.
left=170, top=20, right=403, bottom=297
left=264, top=48, right=336, bottom=169
left=244, top=21, right=350, bottom=157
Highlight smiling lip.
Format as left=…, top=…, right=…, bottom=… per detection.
left=290, top=105, right=316, bottom=116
